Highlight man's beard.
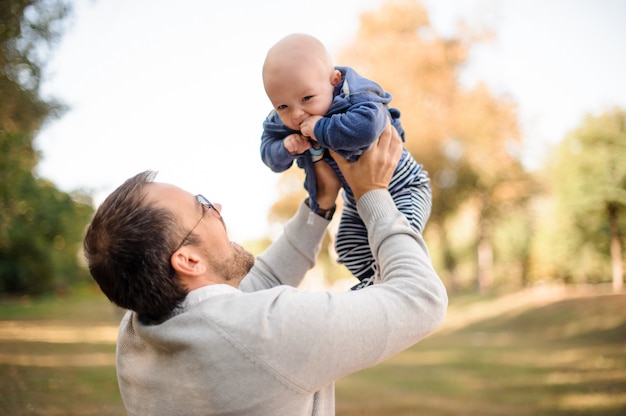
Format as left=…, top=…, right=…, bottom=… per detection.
left=229, top=242, right=255, bottom=280
left=208, top=242, right=255, bottom=284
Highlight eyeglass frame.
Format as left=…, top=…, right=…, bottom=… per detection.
left=173, top=194, right=217, bottom=252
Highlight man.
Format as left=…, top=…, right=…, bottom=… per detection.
left=83, top=122, right=447, bottom=415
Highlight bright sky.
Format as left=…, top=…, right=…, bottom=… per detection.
left=36, top=0, right=626, bottom=243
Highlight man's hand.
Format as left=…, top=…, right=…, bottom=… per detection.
left=284, top=133, right=312, bottom=155
left=330, top=119, right=402, bottom=201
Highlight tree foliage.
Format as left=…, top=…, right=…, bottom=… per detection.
left=265, top=0, right=535, bottom=291
left=265, top=0, right=621, bottom=292
left=542, top=109, right=626, bottom=289
left=337, top=0, right=533, bottom=291
left=1, top=0, right=94, bottom=295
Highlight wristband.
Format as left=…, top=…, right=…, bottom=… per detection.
left=309, top=142, right=324, bottom=162
left=305, top=198, right=336, bottom=220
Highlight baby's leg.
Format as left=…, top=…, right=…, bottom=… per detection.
left=335, top=153, right=431, bottom=290
left=335, top=203, right=377, bottom=289
left=389, top=153, right=432, bottom=233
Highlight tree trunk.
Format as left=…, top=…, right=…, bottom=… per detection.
left=476, top=216, right=494, bottom=293
left=608, top=203, right=623, bottom=292
left=435, top=223, right=458, bottom=292
left=477, top=236, right=494, bottom=293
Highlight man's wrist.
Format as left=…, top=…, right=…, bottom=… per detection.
left=305, top=198, right=336, bottom=220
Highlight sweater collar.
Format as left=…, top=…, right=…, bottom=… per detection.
left=182, top=284, right=240, bottom=309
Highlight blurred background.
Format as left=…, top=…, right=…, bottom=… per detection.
left=1, top=0, right=625, bottom=414
left=5, top=0, right=625, bottom=294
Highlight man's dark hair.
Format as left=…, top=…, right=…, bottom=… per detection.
left=83, top=170, right=187, bottom=322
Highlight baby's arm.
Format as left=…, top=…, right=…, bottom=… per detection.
left=314, top=101, right=388, bottom=156
left=261, top=130, right=297, bottom=173
left=300, top=115, right=323, bottom=141
left=284, top=133, right=312, bottom=155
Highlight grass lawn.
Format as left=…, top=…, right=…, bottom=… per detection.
left=337, top=286, right=626, bottom=415
left=1, top=285, right=625, bottom=415
left=0, top=290, right=125, bottom=415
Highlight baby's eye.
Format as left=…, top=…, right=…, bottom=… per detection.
left=302, top=96, right=313, bottom=102
left=276, top=104, right=287, bottom=111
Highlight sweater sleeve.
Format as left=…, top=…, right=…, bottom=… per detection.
left=239, top=200, right=330, bottom=292
left=253, top=189, right=448, bottom=391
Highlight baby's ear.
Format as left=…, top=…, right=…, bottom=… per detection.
left=330, top=69, right=342, bottom=86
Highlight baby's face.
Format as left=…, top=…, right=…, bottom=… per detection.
left=264, top=62, right=340, bottom=131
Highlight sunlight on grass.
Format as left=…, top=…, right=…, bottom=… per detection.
left=0, top=352, right=114, bottom=367
left=0, top=321, right=117, bottom=367
left=0, top=321, right=117, bottom=344
left=557, top=392, right=626, bottom=411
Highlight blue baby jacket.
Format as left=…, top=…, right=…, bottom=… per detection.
left=260, top=66, right=405, bottom=211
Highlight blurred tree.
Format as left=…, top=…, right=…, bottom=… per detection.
left=264, top=0, right=535, bottom=291
left=1, top=0, right=94, bottom=295
left=338, top=0, right=533, bottom=291
left=267, top=166, right=307, bottom=225
left=548, top=108, right=626, bottom=291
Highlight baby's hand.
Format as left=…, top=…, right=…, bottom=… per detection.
left=300, top=115, right=323, bottom=140
left=284, top=133, right=312, bottom=155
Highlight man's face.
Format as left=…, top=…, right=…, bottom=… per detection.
left=147, top=182, right=254, bottom=286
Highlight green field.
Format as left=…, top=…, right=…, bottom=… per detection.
left=1, top=286, right=624, bottom=415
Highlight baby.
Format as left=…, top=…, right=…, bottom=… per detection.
left=260, top=33, right=431, bottom=289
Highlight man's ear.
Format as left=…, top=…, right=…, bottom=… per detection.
left=171, top=247, right=205, bottom=278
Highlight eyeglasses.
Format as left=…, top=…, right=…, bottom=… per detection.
left=174, top=194, right=217, bottom=252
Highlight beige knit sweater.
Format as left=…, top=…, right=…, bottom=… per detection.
left=116, top=190, right=448, bottom=415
